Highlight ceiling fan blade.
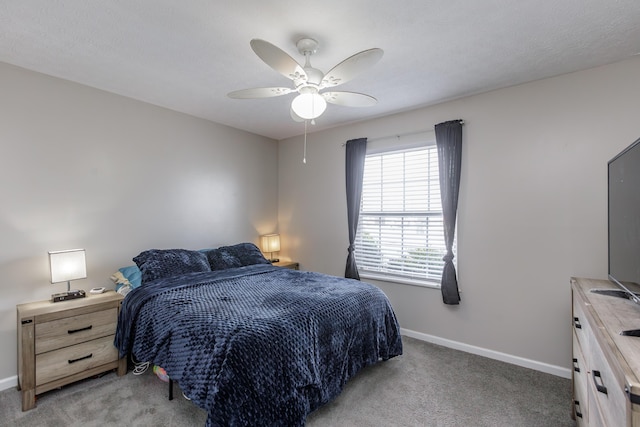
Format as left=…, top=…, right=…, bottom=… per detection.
left=250, top=39, right=307, bottom=82
left=322, top=91, right=378, bottom=107
left=227, top=87, right=294, bottom=99
left=320, top=48, right=383, bottom=88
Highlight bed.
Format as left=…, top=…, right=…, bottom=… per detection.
left=114, top=244, right=403, bottom=426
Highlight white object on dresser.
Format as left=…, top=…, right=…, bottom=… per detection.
left=17, top=291, right=126, bottom=411
left=571, top=277, right=640, bottom=426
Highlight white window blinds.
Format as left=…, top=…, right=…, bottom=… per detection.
left=355, top=145, right=450, bottom=284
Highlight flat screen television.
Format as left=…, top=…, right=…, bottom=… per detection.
left=608, top=136, right=640, bottom=304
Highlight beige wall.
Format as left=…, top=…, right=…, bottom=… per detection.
left=278, top=57, right=640, bottom=374
left=0, top=63, right=278, bottom=383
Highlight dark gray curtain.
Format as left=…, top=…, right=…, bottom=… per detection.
left=344, top=138, right=368, bottom=279
left=435, top=120, right=463, bottom=304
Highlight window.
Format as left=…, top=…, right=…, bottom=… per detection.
left=355, top=144, right=453, bottom=286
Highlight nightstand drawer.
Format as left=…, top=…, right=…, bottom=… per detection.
left=35, top=335, right=119, bottom=386
left=35, top=308, right=117, bottom=354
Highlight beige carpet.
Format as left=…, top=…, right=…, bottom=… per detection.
left=0, top=336, right=575, bottom=426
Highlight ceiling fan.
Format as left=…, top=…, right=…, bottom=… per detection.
left=228, top=38, right=383, bottom=123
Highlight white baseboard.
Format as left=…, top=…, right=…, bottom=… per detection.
left=0, top=375, right=17, bottom=392
left=401, top=328, right=571, bottom=379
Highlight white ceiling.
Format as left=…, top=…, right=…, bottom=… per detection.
left=2, top=1, right=640, bottom=140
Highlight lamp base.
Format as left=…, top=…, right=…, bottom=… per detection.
left=52, top=289, right=86, bottom=303
left=269, top=258, right=280, bottom=263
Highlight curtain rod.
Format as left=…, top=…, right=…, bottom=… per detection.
left=342, top=120, right=464, bottom=146
left=367, top=129, right=432, bottom=143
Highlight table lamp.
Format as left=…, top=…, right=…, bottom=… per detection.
left=49, top=248, right=87, bottom=302
left=261, top=234, right=280, bottom=263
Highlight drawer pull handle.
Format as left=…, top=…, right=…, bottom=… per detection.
left=572, top=358, right=580, bottom=373
left=573, top=400, right=582, bottom=419
left=573, top=317, right=582, bottom=329
left=68, top=353, right=93, bottom=364
left=592, top=370, right=608, bottom=395
left=626, top=385, right=640, bottom=405
left=68, top=325, right=92, bottom=334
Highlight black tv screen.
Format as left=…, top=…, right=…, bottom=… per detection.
left=608, top=136, right=640, bottom=301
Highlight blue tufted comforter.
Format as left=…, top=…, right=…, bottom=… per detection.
left=115, top=264, right=402, bottom=426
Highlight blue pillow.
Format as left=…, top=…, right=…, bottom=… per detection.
left=133, top=249, right=211, bottom=284
left=206, top=242, right=271, bottom=271
left=119, top=265, right=142, bottom=289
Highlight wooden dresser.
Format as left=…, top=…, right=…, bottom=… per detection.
left=571, top=277, right=640, bottom=426
left=17, top=291, right=126, bottom=411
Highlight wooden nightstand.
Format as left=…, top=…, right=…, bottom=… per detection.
left=16, top=291, right=126, bottom=411
left=272, top=261, right=299, bottom=270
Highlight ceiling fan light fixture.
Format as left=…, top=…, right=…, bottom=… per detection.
left=291, top=92, right=327, bottom=120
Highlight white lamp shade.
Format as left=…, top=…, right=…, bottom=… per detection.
left=291, top=93, right=327, bottom=120
left=49, top=249, right=87, bottom=283
left=261, top=234, right=281, bottom=253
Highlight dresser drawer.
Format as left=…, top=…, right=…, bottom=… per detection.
left=573, top=330, right=589, bottom=425
left=589, top=324, right=630, bottom=426
left=35, top=308, right=117, bottom=354
left=35, top=335, right=118, bottom=386
left=586, top=390, right=607, bottom=427
left=572, top=295, right=591, bottom=358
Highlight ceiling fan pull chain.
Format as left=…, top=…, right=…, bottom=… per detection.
left=303, top=120, right=308, bottom=164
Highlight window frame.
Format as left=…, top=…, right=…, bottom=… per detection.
left=355, top=135, right=455, bottom=288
